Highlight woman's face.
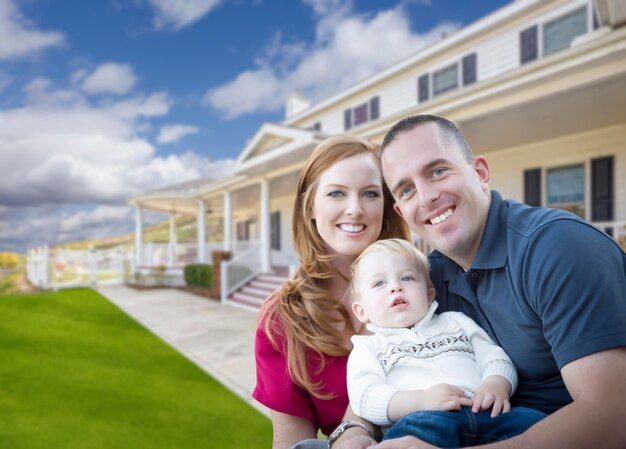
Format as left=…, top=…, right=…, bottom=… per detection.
left=311, top=153, right=384, bottom=258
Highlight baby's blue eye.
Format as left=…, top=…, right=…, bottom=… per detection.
left=401, top=275, right=415, bottom=282
left=372, top=280, right=384, bottom=288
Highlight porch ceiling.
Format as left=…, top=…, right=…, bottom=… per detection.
left=461, top=72, right=626, bottom=153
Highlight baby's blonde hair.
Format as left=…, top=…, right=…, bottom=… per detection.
left=348, top=238, right=433, bottom=304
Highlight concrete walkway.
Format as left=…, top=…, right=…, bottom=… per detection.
left=97, top=285, right=269, bottom=417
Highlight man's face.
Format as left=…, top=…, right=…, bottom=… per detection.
left=381, top=123, right=491, bottom=269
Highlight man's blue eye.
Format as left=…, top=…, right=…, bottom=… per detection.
left=400, top=186, right=413, bottom=198
left=433, top=168, right=445, bottom=177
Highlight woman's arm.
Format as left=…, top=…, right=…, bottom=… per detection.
left=270, top=410, right=318, bottom=449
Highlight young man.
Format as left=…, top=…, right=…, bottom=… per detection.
left=371, top=114, right=626, bottom=449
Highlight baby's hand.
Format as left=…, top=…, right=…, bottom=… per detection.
left=472, top=375, right=512, bottom=416
left=422, top=383, right=473, bottom=411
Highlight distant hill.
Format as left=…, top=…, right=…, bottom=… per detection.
left=54, top=216, right=199, bottom=250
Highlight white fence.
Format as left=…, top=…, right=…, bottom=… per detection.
left=27, top=246, right=134, bottom=290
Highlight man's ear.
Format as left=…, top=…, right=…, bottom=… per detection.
left=351, top=302, right=369, bottom=324
left=428, top=288, right=436, bottom=303
left=393, top=203, right=404, bottom=219
left=473, top=156, right=490, bottom=191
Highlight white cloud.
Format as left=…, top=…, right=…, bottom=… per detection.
left=78, top=63, right=137, bottom=95
left=149, top=0, right=222, bottom=31
left=0, top=79, right=229, bottom=209
left=157, top=124, right=199, bottom=144
left=206, top=2, right=459, bottom=118
left=0, top=0, right=64, bottom=60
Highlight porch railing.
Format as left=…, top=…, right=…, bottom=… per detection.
left=591, top=220, right=626, bottom=250
left=220, top=241, right=263, bottom=303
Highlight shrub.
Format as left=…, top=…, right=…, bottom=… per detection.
left=184, top=264, right=212, bottom=289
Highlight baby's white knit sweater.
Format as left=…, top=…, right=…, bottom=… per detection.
left=347, top=301, right=518, bottom=426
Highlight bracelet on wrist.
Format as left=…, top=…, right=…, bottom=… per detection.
left=327, top=420, right=374, bottom=448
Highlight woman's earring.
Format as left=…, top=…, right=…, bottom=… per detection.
left=382, top=218, right=390, bottom=234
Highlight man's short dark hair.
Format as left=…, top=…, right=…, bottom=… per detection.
left=381, top=114, right=474, bottom=163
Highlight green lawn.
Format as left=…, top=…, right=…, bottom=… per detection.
left=0, top=289, right=271, bottom=449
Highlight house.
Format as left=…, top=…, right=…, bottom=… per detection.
left=129, top=0, right=626, bottom=307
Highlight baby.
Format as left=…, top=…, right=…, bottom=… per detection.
left=346, top=238, right=544, bottom=448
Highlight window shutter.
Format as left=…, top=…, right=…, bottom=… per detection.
left=524, top=168, right=541, bottom=206
left=369, top=96, right=380, bottom=121
left=520, top=26, right=538, bottom=64
left=591, top=156, right=614, bottom=221
left=462, top=53, right=477, bottom=86
left=271, top=211, right=281, bottom=251
left=418, top=74, right=429, bottom=102
left=344, top=109, right=352, bottom=130
left=311, top=122, right=321, bottom=131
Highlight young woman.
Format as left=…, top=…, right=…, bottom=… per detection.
left=253, top=136, right=410, bottom=449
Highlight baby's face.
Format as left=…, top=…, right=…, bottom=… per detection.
left=352, top=251, right=433, bottom=328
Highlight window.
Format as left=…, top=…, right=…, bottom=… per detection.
left=270, top=211, right=281, bottom=251
left=520, top=25, right=538, bottom=64
left=433, top=64, right=458, bottom=96
left=462, top=53, right=477, bottom=86
left=353, top=103, right=368, bottom=126
left=369, top=96, right=380, bottom=121
left=543, top=7, right=587, bottom=56
left=418, top=74, right=429, bottom=102
left=236, top=221, right=250, bottom=241
left=547, top=164, right=585, bottom=217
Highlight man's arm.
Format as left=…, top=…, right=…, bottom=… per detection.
left=370, top=347, right=626, bottom=449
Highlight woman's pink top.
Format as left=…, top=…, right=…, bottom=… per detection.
left=253, top=316, right=349, bottom=436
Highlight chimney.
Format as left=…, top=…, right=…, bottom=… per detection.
left=285, top=89, right=311, bottom=119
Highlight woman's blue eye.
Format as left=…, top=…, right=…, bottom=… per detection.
left=327, top=191, right=344, bottom=197
left=362, top=190, right=380, bottom=198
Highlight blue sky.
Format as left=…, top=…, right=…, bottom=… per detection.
left=0, top=0, right=509, bottom=253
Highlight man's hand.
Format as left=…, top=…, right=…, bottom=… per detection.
left=472, top=375, right=512, bottom=416
left=367, top=435, right=438, bottom=449
left=421, top=383, right=473, bottom=411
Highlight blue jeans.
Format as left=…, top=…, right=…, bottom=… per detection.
left=384, top=407, right=545, bottom=448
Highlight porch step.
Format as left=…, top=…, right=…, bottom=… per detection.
left=228, top=270, right=289, bottom=310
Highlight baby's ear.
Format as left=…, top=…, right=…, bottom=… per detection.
left=351, top=302, right=369, bottom=324
left=428, top=288, right=436, bottom=303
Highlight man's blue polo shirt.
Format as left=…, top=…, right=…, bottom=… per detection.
left=429, top=190, right=626, bottom=414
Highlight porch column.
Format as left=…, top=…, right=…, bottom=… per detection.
left=223, top=191, right=232, bottom=251
left=260, top=179, right=271, bottom=272
left=168, top=213, right=177, bottom=267
left=197, top=200, right=206, bottom=263
left=135, top=207, right=143, bottom=266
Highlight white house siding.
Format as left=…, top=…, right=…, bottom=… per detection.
left=485, top=124, right=626, bottom=222
left=476, top=28, right=520, bottom=81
